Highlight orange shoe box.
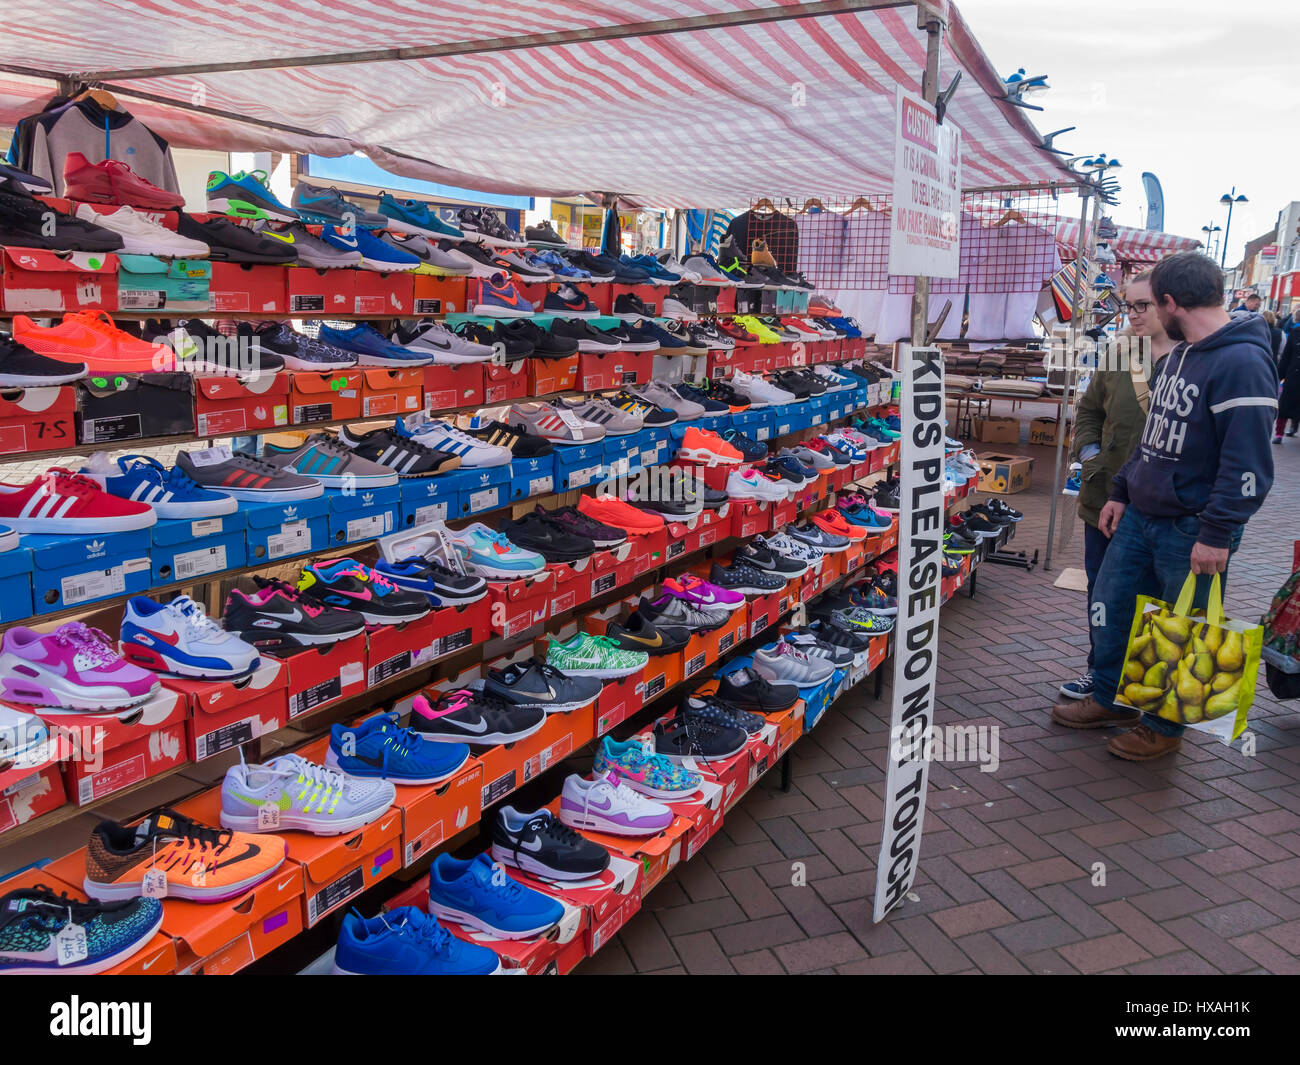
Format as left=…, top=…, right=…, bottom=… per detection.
left=529, top=353, right=579, bottom=395
left=288, top=369, right=362, bottom=425
left=279, top=633, right=367, bottom=723
left=412, top=273, right=468, bottom=315
left=0, top=247, right=118, bottom=313
left=208, top=262, right=287, bottom=314
left=474, top=701, right=596, bottom=811
left=194, top=373, right=290, bottom=437
left=484, top=359, right=528, bottom=404
left=286, top=266, right=354, bottom=316
left=361, top=367, right=424, bottom=418
left=0, top=385, right=77, bottom=456
left=423, top=362, right=484, bottom=412
left=486, top=570, right=554, bottom=638
left=353, top=271, right=414, bottom=315
left=578, top=813, right=692, bottom=895
left=378, top=737, right=484, bottom=869
left=167, top=658, right=288, bottom=761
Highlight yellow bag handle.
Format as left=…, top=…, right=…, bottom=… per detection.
left=1173, top=572, right=1224, bottom=627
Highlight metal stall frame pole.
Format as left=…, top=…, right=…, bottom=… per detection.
left=908, top=8, right=944, bottom=348
left=1042, top=186, right=1093, bottom=570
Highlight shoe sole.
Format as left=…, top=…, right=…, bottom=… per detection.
left=352, top=353, right=434, bottom=368
left=427, top=901, right=558, bottom=940
left=279, top=354, right=358, bottom=370
left=0, top=369, right=87, bottom=387
left=0, top=907, right=165, bottom=974
left=222, top=805, right=388, bottom=835
left=490, top=845, right=607, bottom=882
left=325, top=745, right=470, bottom=784
left=84, top=859, right=284, bottom=903
left=678, top=447, right=742, bottom=466
left=0, top=511, right=157, bottom=534
left=215, top=483, right=325, bottom=501
left=1107, top=738, right=1181, bottom=761
left=414, top=719, right=546, bottom=745
left=472, top=304, right=533, bottom=318
left=1050, top=708, right=1140, bottom=729
left=206, top=196, right=297, bottom=223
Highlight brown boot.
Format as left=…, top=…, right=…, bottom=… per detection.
left=1107, top=724, right=1182, bottom=761
left=1051, top=694, right=1140, bottom=729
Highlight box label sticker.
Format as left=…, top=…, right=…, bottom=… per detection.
left=289, top=677, right=342, bottom=718
left=196, top=715, right=256, bottom=760
left=718, top=630, right=735, bottom=654
left=667, top=541, right=685, bottom=559
left=644, top=672, right=666, bottom=700
left=567, top=465, right=601, bottom=489
left=528, top=475, right=553, bottom=497
left=85, top=413, right=143, bottom=443
left=292, top=403, right=333, bottom=424
left=77, top=752, right=146, bottom=804
left=268, top=520, right=310, bottom=559
left=173, top=544, right=227, bottom=580
left=685, top=651, right=706, bottom=676
left=191, top=518, right=224, bottom=538
left=368, top=651, right=412, bottom=687
left=432, top=626, right=474, bottom=659
left=413, top=298, right=442, bottom=315
left=290, top=294, right=326, bottom=314
left=467, top=487, right=499, bottom=513
left=750, top=613, right=770, bottom=637
left=345, top=514, right=386, bottom=543
left=481, top=768, right=518, bottom=807
left=414, top=502, right=448, bottom=526
left=61, top=566, right=125, bottom=606
left=591, top=571, right=617, bottom=597
left=306, top=867, right=366, bottom=926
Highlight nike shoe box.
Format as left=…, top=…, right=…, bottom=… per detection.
left=587, top=541, right=637, bottom=603
left=628, top=526, right=668, bottom=577
left=447, top=464, right=510, bottom=518
left=577, top=349, right=654, bottom=392
left=422, top=362, right=483, bottom=413
left=288, top=369, right=362, bottom=425
left=423, top=596, right=491, bottom=662
left=352, top=270, right=413, bottom=316
left=594, top=669, right=643, bottom=736
left=286, top=265, right=355, bottom=316
left=605, top=284, right=660, bottom=318
left=274, top=634, right=367, bottom=724
left=76, top=372, right=195, bottom=444
left=398, top=473, right=460, bottom=529
left=509, top=453, right=556, bottom=501
left=0, top=544, right=33, bottom=624
left=26, top=527, right=152, bottom=616
left=0, top=246, right=118, bottom=313
left=487, top=569, right=554, bottom=638
left=707, top=348, right=738, bottom=378
left=545, top=557, right=590, bottom=618
left=730, top=498, right=772, bottom=540
left=167, top=658, right=288, bottom=761
left=364, top=612, right=436, bottom=687
left=324, top=484, right=400, bottom=548
left=472, top=697, right=596, bottom=816
left=0, top=726, right=67, bottom=803
left=528, top=352, right=579, bottom=395
left=0, top=762, right=67, bottom=838
left=150, top=509, right=247, bottom=585
left=208, top=261, right=287, bottom=314
left=770, top=496, right=797, bottom=529
left=116, top=254, right=211, bottom=313
left=575, top=807, right=692, bottom=897
left=360, top=367, right=424, bottom=418
left=242, top=494, right=331, bottom=563
left=0, top=385, right=76, bottom=457
left=411, top=273, right=468, bottom=316
left=554, top=441, right=606, bottom=491
left=664, top=511, right=706, bottom=561
left=483, top=359, right=528, bottom=405
left=746, top=592, right=786, bottom=643
left=195, top=373, right=290, bottom=437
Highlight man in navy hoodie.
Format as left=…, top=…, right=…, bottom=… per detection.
left=1053, top=252, right=1277, bottom=760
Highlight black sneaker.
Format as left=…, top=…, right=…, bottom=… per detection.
left=492, top=806, right=610, bottom=881
left=806, top=619, right=872, bottom=654
left=969, top=502, right=1015, bottom=526
left=524, top=220, right=567, bottom=248
left=610, top=390, right=677, bottom=427
left=985, top=499, right=1024, bottom=523
left=242, top=322, right=357, bottom=369
left=676, top=383, right=730, bottom=414
left=614, top=292, right=656, bottom=320
left=551, top=317, right=622, bottom=352
left=338, top=424, right=461, bottom=476
left=628, top=492, right=701, bottom=520
left=697, top=674, right=793, bottom=719
left=702, top=485, right=729, bottom=510
left=654, top=709, right=748, bottom=762
left=605, top=612, right=688, bottom=656
left=173, top=212, right=297, bottom=263
left=871, top=484, right=901, bottom=512
left=500, top=510, right=596, bottom=563
left=501, top=319, right=578, bottom=358
left=772, top=371, right=814, bottom=399
left=596, top=323, right=635, bottom=347
left=409, top=687, right=545, bottom=745
left=539, top=504, right=626, bottom=549
left=705, top=379, right=751, bottom=411
left=485, top=659, right=602, bottom=712
left=542, top=284, right=597, bottom=318
left=0, top=332, right=87, bottom=386
left=564, top=249, right=617, bottom=281
left=720, top=428, right=766, bottom=462
left=740, top=537, right=804, bottom=577
left=458, top=206, right=524, bottom=245
left=962, top=511, right=1004, bottom=539
left=469, top=419, right=553, bottom=457
left=224, top=577, right=366, bottom=652
left=373, top=553, right=488, bottom=607
left=709, top=560, right=785, bottom=596
left=0, top=179, right=123, bottom=251
left=761, top=459, right=807, bottom=493
left=942, top=554, right=963, bottom=578
left=299, top=558, right=432, bottom=625
left=144, top=318, right=285, bottom=375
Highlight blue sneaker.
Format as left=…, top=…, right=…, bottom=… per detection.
left=317, top=322, right=432, bottom=367
left=79, top=453, right=238, bottom=519
left=774, top=453, right=817, bottom=480
left=291, top=181, right=388, bottom=227
left=319, top=226, right=421, bottom=272
left=205, top=169, right=298, bottom=223
left=1062, top=470, right=1081, bottom=496
left=625, top=318, right=687, bottom=350
left=839, top=506, right=891, bottom=530
left=625, top=254, right=680, bottom=285
left=824, top=315, right=863, bottom=339
left=427, top=852, right=564, bottom=939
left=327, top=711, right=470, bottom=784
left=531, top=249, right=590, bottom=282
left=448, top=522, right=545, bottom=579
left=1059, top=673, right=1095, bottom=700
left=376, top=193, right=464, bottom=240
left=0, top=885, right=163, bottom=975
left=333, top=906, right=502, bottom=975
left=612, top=258, right=651, bottom=284
left=721, top=427, right=768, bottom=462
left=471, top=271, right=534, bottom=318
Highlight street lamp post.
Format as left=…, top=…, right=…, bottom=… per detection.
left=1202, top=223, right=1221, bottom=261
left=1219, top=187, right=1248, bottom=269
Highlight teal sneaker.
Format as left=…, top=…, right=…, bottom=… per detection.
left=205, top=169, right=298, bottom=222
left=592, top=735, right=701, bottom=799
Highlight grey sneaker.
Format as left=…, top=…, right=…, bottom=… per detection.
left=631, top=382, right=705, bottom=421
left=494, top=250, right=553, bottom=281
left=782, top=445, right=835, bottom=471
left=176, top=447, right=324, bottom=501
left=559, top=396, right=643, bottom=436
left=391, top=320, right=493, bottom=364
left=509, top=401, right=606, bottom=445
left=259, top=221, right=361, bottom=268
left=683, top=253, right=734, bottom=286
left=291, top=181, right=388, bottom=228
left=639, top=593, right=729, bottom=633
left=377, top=232, right=471, bottom=275
left=260, top=432, right=400, bottom=489
left=221, top=753, right=395, bottom=835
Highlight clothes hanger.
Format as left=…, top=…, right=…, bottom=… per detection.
left=74, top=86, right=120, bottom=111
left=798, top=198, right=826, bottom=214
left=993, top=208, right=1027, bottom=227
left=842, top=197, right=875, bottom=215
left=751, top=197, right=776, bottom=215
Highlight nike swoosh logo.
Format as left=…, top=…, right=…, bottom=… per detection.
left=212, top=842, right=261, bottom=870
left=332, top=235, right=359, bottom=248
left=520, top=837, right=544, bottom=852
left=143, top=955, right=163, bottom=970
left=259, top=608, right=303, bottom=623
left=231, top=790, right=292, bottom=810
left=263, top=231, right=295, bottom=244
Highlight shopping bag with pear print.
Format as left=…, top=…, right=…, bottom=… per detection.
left=1113, top=573, right=1260, bottom=742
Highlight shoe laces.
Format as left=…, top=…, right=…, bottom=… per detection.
left=230, top=169, right=272, bottom=188
left=53, top=622, right=118, bottom=667
left=230, top=450, right=285, bottom=477
left=171, top=595, right=226, bottom=640
left=64, top=310, right=129, bottom=338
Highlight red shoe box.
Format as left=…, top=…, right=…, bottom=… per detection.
left=771, top=497, right=797, bottom=529
left=705, top=607, right=748, bottom=663
left=747, top=590, right=784, bottom=640
left=546, top=558, right=591, bottom=618
left=0, top=762, right=66, bottom=836
left=749, top=350, right=776, bottom=374
left=609, top=284, right=661, bottom=316
left=578, top=350, right=654, bottom=391
left=664, top=513, right=705, bottom=562
left=706, top=348, right=738, bottom=378
left=286, top=266, right=355, bottom=316
left=731, top=499, right=772, bottom=539
left=412, top=273, right=468, bottom=316
left=514, top=839, right=643, bottom=957
left=277, top=633, right=367, bottom=723
left=0, top=247, right=119, bottom=313
left=422, top=362, right=484, bottom=413
left=484, top=360, right=528, bottom=404
left=715, top=287, right=737, bottom=316
left=425, top=597, right=491, bottom=661
left=681, top=631, right=711, bottom=684
left=588, top=542, right=636, bottom=600
left=769, top=342, right=793, bottom=370
left=487, top=570, right=554, bottom=638
left=529, top=354, right=579, bottom=395
left=289, top=369, right=362, bottom=425
left=353, top=270, right=414, bottom=315
left=577, top=813, right=692, bottom=896
left=628, top=528, right=669, bottom=577
left=208, top=262, right=287, bottom=314
left=195, top=373, right=290, bottom=437
left=366, top=613, right=436, bottom=687
left=0, top=385, right=76, bottom=456
left=594, top=672, right=644, bottom=736
left=361, top=367, right=424, bottom=418
left=170, top=658, right=289, bottom=760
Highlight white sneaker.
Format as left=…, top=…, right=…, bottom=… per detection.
left=75, top=204, right=210, bottom=258
left=654, top=250, right=703, bottom=284
left=397, top=414, right=511, bottom=467
left=661, top=296, right=699, bottom=321
left=120, top=594, right=260, bottom=679
left=753, top=641, right=836, bottom=686
left=726, top=467, right=788, bottom=503
left=558, top=771, right=674, bottom=837
left=766, top=531, right=823, bottom=568
left=730, top=370, right=796, bottom=408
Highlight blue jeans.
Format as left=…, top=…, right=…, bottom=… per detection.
left=1090, top=508, right=1242, bottom=737
left=1083, top=521, right=1110, bottom=670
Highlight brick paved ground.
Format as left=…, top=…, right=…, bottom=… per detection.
left=580, top=438, right=1300, bottom=975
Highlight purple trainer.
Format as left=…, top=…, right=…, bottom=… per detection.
left=557, top=771, right=674, bottom=837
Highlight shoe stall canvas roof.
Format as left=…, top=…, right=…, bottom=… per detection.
left=0, top=0, right=1073, bottom=204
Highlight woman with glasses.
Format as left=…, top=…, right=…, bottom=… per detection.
left=1057, top=271, right=1173, bottom=701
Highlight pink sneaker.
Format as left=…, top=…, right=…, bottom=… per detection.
left=0, top=622, right=159, bottom=710
left=662, top=573, right=746, bottom=612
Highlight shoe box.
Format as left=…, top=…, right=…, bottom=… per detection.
left=378, top=738, right=483, bottom=870
left=194, top=372, right=290, bottom=437
left=707, top=347, right=739, bottom=378
left=0, top=762, right=67, bottom=838
left=411, top=273, right=468, bottom=316
left=545, top=557, right=593, bottom=618
left=0, top=247, right=119, bottom=313
left=76, top=372, right=196, bottom=444
left=150, top=509, right=247, bottom=585
left=398, top=473, right=460, bottom=528
left=476, top=707, right=597, bottom=817
left=584, top=598, right=684, bottom=704
left=207, top=262, right=288, bottom=314
left=770, top=401, right=804, bottom=439
left=586, top=541, right=637, bottom=602
left=554, top=441, right=606, bottom=491
left=422, top=362, right=484, bottom=413
left=359, top=367, right=424, bottom=418
left=746, top=588, right=787, bottom=642
left=770, top=495, right=798, bottom=529
left=447, top=463, right=511, bottom=519
left=631, top=426, right=672, bottom=471
left=26, top=527, right=153, bottom=615
left=242, top=494, right=331, bottom=563
left=48, top=685, right=189, bottom=805
left=602, top=432, right=635, bottom=475
left=800, top=667, right=848, bottom=732
left=975, top=452, right=1034, bottom=495
left=730, top=407, right=770, bottom=443
left=323, top=484, right=400, bottom=548
left=528, top=353, right=579, bottom=395
left=629, top=525, right=669, bottom=576
left=663, top=511, right=709, bottom=562
left=0, top=545, right=33, bottom=624
left=577, top=349, right=655, bottom=391
left=286, top=266, right=355, bottom=316
left=364, top=612, right=436, bottom=686
left=422, top=595, right=491, bottom=663
left=730, top=498, right=773, bottom=540
left=288, top=369, right=362, bottom=425
left=351, top=271, right=414, bottom=316
left=576, top=807, right=692, bottom=897
left=0, top=385, right=76, bottom=457
left=279, top=633, right=368, bottom=724
left=486, top=569, right=554, bottom=638
left=116, top=254, right=211, bottom=313
left=166, top=657, right=289, bottom=761
left=508, top=453, right=556, bottom=501
left=483, top=358, right=528, bottom=405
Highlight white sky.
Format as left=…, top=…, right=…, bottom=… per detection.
left=959, top=0, right=1300, bottom=265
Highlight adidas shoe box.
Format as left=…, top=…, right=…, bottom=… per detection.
left=771, top=402, right=803, bottom=439
left=509, top=453, right=556, bottom=501
left=324, top=484, right=400, bottom=547
left=554, top=441, right=606, bottom=491
left=27, top=528, right=152, bottom=615
left=151, top=510, right=247, bottom=584
left=398, top=474, right=460, bottom=529
left=633, top=426, right=672, bottom=471
left=602, top=433, right=635, bottom=475
left=0, top=545, right=33, bottom=624
left=241, top=495, right=331, bottom=563
left=448, top=465, right=510, bottom=518
left=76, top=372, right=195, bottom=444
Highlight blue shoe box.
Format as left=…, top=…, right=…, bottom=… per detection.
left=398, top=474, right=460, bottom=529
left=0, top=545, right=34, bottom=624
left=26, top=529, right=153, bottom=616
left=509, top=454, right=556, bottom=501
left=808, top=394, right=833, bottom=428
left=555, top=442, right=607, bottom=490
left=324, top=485, right=400, bottom=548
left=242, top=495, right=331, bottom=564
left=150, top=510, right=247, bottom=584
left=633, top=427, right=671, bottom=471
left=772, top=402, right=802, bottom=439
left=694, top=412, right=729, bottom=436
left=450, top=465, right=511, bottom=518
left=602, top=433, right=635, bottom=475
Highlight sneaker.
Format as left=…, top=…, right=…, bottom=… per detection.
left=0, top=180, right=122, bottom=251
left=450, top=523, right=546, bottom=580
left=176, top=447, right=324, bottom=501
left=675, top=382, right=731, bottom=414
left=654, top=250, right=703, bottom=283
left=765, top=532, right=819, bottom=572
left=382, top=231, right=473, bottom=273
left=638, top=592, right=729, bottom=633
left=546, top=632, right=648, bottom=679
left=71, top=203, right=208, bottom=257
left=260, top=432, right=400, bottom=488
left=78, top=452, right=238, bottom=519
left=1058, top=673, right=1095, bottom=701
left=753, top=642, right=836, bottom=686
left=604, top=613, right=688, bottom=656
left=0, top=622, right=159, bottom=710
left=812, top=509, right=868, bottom=542
left=396, top=414, right=511, bottom=468
left=457, top=206, right=526, bottom=248
left=807, top=618, right=873, bottom=654
left=334, top=907, right=502, bottom=975
left=740, top=536, right=806, bottom=577
left=551, top=317, right=623, bottom=352
left=499, top=510, right=596, bottom=564
left=662, top=572, right=747, bottom=613
left=559, top=770, right=674, bottom=836
left=224, top=577, right=366, bottom=651
left=510, top=401, right=605, bottom=445
left=524, top=220, right=567, bottom=248
left=543, top=284, right=598, bottom=318
left=256, top=220, right=361, bottom=267
left=205, top=169, right=299, bottom=222
left=678, top=426, right=743, bottom=465
left=336, top=423, right=461, bottom=477
left=221, top=753, right=395, bottom=835
left=317, top=322, right=432, bottom=367
left=466, top=418, right=553, bottom=458
left=500, top=318, right=579, bottom=358
left=564, top=249, right=617, bottom=281
left=142, top=317, right=284, bottom=376
left=708, top=559, right=784, bottom=596
left=682, top=252, right=734, bottom=285
left=84, top=809, right=286, bottom=902
left=0, top=331, right=87, bottom=386
left=592, top=735, right=701, bottom=798
left=539, top=504, right=626, bottom=549
left=238, top=322, right=358, bottom=370
left=320, top=226, right=421, bottom=271
left=376, top=193, right=464, bottom=239
left=492, top=806, right=610, bottom=882
left=0, top=884, right=163, bottom=975
left=654, top=709, right=748, bottom=762
left=374, top=525, right=489, bottom=607
left=485, top=659, right=602, bottom=713
left=730, top=370, right=796, bottom=407
left=493, top=249, right=554, bottom=282
left=986, top=499, right=1024, bottom=522
left=409, top=687, right=545, bottom=745
left=609, top=389, right=677, bottom=427
left=559, top=396, right=643, bottom=436
left=720, top=427, right=767, bottom=462
left=783, top=631, right=855, bottom=668
left=661, top=295, right=699, bottom=321
left=12, top=310, right=168, bottom=374
left=289, top=182, right=387, bottom=227
left=789, top=520, right=849, bottom=553
left=120, top=595, right=260, bottom=679
left=679, top=692, right=768, bottom=733
left=725, top=467, right=787, bottom=503
left=578, top=494, right=665, bottom=534
left=961, top=511, right=1004, bottom=539
left=298, top=558, right=431, bottom=625
left=328, top=711, right=470, bottom=785
left=823, top=607, right=895, bottom=635
left=614, top=292, right=656, bottom=321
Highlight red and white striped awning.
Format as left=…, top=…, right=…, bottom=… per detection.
left=1054, top=218, right=1202, bottom=265
left=0, top=1, right=1075, bottom=204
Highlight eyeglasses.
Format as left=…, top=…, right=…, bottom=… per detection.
left=1121, top=300, right=1154, bottom=314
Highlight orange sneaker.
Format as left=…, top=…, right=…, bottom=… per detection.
left=579, top=493, right=665, bottom=534
left=84, top=808, right=287, bottom=903
left=677, top=426, right=743, bottom=466
left=812, top=509, right=867, bottom=542
left=13, top=310, right=169, bottom=374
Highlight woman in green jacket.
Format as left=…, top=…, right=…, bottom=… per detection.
left=1058, top=272, right=1173, bottom=700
